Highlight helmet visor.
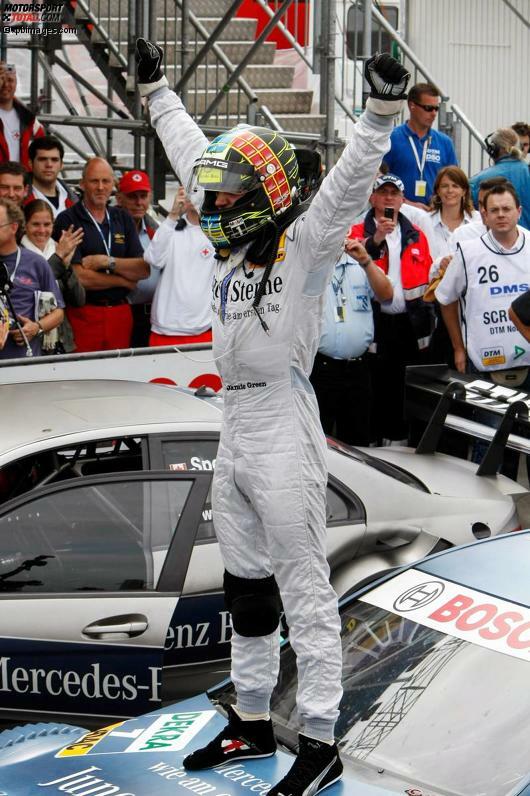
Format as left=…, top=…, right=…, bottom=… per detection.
left=189, top=157, right=259, bottom=195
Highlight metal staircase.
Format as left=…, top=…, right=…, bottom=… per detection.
left=64, top=0, right=323, bottom=132
left=0, top=0, right=489, bottom=195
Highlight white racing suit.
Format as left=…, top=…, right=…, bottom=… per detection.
left=148, top=88, right=392, bottom=739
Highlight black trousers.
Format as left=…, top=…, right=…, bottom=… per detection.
left=372, top=312, right=426, bottom=443
left=130, top=302, right=152, bottom=348
left=310, top=351, right=373, bottom=446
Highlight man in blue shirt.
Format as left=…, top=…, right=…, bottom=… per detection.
left=310, top=239, right=392, bottom=445
left=383, top=82, right=458, bottom=210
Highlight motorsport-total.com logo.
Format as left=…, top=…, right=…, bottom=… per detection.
left=1, top=2, right=77, bottom=35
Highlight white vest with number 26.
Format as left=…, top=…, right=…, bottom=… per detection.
left=459, top=234, right=530, bottom=372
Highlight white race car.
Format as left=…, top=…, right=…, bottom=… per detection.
left=0, top=379, right=523, bottom=728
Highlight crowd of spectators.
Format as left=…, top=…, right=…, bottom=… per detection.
left=312, top=86, right=530, bottom=451
left=0, top=63, right=529, bottom=471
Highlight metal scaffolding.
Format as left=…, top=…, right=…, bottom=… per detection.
left=0, top=0, right=486, bottom=200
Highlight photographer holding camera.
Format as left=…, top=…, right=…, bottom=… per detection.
left=348, top=173, right=434, bottom=444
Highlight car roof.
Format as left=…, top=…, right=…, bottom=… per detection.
left=0, top=379, right=222, bottom=455
left=416, top=529, right=530, bottom=607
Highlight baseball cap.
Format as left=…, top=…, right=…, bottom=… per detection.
left=373, top=173, right=405, bottom=193
left=118, top=170, right=152, bottom=194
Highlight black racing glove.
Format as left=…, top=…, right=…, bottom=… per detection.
left=135, top=38, right=168, bottom=97
left=364, top=52, right=410, bottom=116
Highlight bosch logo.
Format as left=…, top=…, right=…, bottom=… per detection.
left=393, top=581, right=445, bottom=612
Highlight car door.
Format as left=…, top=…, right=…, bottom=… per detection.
left=147, top=434, right=227, bottom=698
left=148, top=433, right=369, bottom=701
left=0, top=470, right=209, bottom=726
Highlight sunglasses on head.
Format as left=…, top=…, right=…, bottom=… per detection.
left=414, top=102, right=439, bottom=113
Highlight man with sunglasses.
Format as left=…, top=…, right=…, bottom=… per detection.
left=383, top=82, right=458, bottom=211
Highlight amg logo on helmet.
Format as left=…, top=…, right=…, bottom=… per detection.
left=490, top=283, right=529, bottom=296
left=197, top=158, right=228, bottom=169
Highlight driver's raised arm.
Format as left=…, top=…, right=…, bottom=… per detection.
left=136, top=40, right=209, bottom=191
left=296, top=55, right=409, bottom=289
left=136, top=43, right=409, bottom=283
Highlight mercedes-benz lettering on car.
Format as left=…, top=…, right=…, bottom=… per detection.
left=0, top=379, right=523, bottom=726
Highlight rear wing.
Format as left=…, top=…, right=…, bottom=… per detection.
left=405, top=365, right=530, bottom=475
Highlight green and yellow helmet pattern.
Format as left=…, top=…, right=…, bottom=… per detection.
left=189, top=126, right=300, bottom=248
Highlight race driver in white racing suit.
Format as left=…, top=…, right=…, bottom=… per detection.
left=136, top=39, right=409, bottom=796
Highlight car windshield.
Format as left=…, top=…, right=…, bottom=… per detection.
left=261, top=596, right=530, bottom=796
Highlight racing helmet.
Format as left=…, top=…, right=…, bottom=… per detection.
left=188, top=126, right=300, bottom=249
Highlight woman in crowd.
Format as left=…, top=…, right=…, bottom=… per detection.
left=426, top=167, right=479, bottom=369
left=428, top=166, right=481, bottom=259
left=22, top=199, right=85, bottom=352
left=470, top=127, right=530, bottom=229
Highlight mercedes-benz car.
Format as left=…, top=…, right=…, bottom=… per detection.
left=0, top=379, right=524, bottom=728
left=1, top=531, right=529, bottom=795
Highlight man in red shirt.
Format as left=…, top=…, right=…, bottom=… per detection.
left=0, top=62, right=44, bottom=169
left=349, top=173, right=434, bottom=443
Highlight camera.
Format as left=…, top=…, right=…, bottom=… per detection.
left=384, top=207, right=394, bottom=219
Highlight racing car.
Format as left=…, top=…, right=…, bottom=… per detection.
left=0, top=378, right=524, bottom=728
left=1, top=530, right=528, bottom=795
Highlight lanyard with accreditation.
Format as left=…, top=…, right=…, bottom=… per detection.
left=408, top=135, right=431, bottom=199
left=84, top=204, right=112, bottom=256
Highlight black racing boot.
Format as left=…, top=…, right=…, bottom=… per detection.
left=183, top=705, right=277, bottom=770
left=268, top=733, right=343, bottom=796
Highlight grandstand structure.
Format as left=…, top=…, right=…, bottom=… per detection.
left=0, top=0, right=525, bottom=201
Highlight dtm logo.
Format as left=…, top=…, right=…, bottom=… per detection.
left=490, top=283, right=529, bottom=297
left=393, top=581, right=445, bottom=612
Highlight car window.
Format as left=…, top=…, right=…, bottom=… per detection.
left=159, top=438, right=218, bottom=543
left=155, top=437, right=362, bottom=536
left=268, top=598, right=530, bottom=796
left=327, top=479, right=364, bottom=524
left=0, top=477, right=192, bottom=593
left=0, top=436, right=146, bottom=503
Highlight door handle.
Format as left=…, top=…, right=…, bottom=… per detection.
left=82, top=613, right=148, bottom=638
